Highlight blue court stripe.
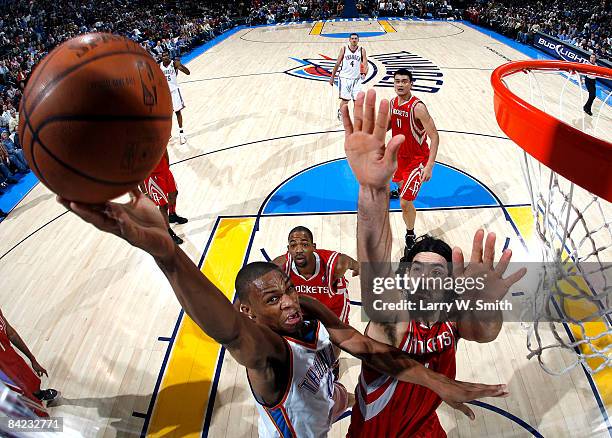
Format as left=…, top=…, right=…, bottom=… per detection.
left=261, top=248, right=272, bottom=262
left=468, top=401, right=543, bottom=437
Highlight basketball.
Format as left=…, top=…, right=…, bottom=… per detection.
left=18, top=33, right=172, bottom=203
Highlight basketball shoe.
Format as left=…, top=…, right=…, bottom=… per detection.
left=168, top=228, right=184, bottom=245
left=169, top=213, right=188, bottom=224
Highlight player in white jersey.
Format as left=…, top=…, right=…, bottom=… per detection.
left=329, top=33, right=367, bottom=121
left=62, top=165, right=511, bottom=435
left=160, top=51, right=190, bottom=144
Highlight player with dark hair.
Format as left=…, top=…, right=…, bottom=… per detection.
left=272, top=226, right=359, bottom=323
left=341, top=89, right=526, bottom=437
left=160, top=51, right=190, bottom=144
left=329, top=33, right=368, bottom=121
left=59, top=137, right=510, bottom=436
left=388, top=68, right=440, bottom=255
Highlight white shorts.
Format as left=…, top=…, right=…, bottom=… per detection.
left=338, top=77, right=362, bottom=101
left=171, top=88, right=185, bottom=113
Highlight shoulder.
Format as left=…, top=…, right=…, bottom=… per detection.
left=413, top=99, right=429, bottom=115
left=315, top=248, right=337, bottom=261
left=271, top=254, right=287, bottom=267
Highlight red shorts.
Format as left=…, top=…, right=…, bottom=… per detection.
left=392, top=155, right=428, bottom=201
left=144, top=169, right=177, bottom=207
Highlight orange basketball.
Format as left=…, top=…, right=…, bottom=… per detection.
left=18, top=33, right=172, bottom=203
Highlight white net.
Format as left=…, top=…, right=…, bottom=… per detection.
left=502, top=65, right=612, bottom=375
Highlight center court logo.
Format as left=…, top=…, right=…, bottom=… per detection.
left=285, top=51, right=443, bottom=93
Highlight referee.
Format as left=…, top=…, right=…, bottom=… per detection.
left=583, top=53, right=597, bottom=116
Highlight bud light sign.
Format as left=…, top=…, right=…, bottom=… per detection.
left=534, top=31, right=612, bottom=89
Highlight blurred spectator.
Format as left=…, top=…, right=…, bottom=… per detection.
left=1, top=130, right=29, bottom=173
left=464, top=0, right=611, bottom=59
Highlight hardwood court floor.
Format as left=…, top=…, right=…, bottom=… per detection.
left=0, top=19, right=610, bottom=437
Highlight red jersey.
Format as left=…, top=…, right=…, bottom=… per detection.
left=283, top=249, right=350, bottom=323
left=152, top=152, right=170, bottom=175
left=347, top=321, right=458, bottom=438
left=390, top=96, right=430, bottom=162
left=0, top=311, right=47, bottom=417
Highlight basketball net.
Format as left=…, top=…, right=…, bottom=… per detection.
left=522, top=147, right=611, bottom=374
left=493, top=61, right=612, bottom=375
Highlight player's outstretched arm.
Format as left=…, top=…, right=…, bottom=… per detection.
left=58, top=191, right=286, bottom=370
left=299, top=296, right=508, bottom=420
left=414, top=103, right=438, bottom=182
left=454, top=230, right=526, bottom=343
left=342, top=90, right=404, bottom=320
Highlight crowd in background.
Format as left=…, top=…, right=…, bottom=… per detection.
left=247, top=0, right=344, bottom=24
left=0, top=0, right=609, bottom=209
left=0, top=0, right=244, bottom=202
left=465, top=0, right=612, bottom=58
left=370, top=0, right=463, bottom=19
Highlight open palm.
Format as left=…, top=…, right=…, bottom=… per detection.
left=452, top=230, right=527, bottom=300
left=342, top=90, right=405, bottom=190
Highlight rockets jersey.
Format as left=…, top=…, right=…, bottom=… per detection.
left=0, top=311, right=12, bottom=353
left=283, top=249, right=350, bottom=323
left=250, top=320, right=337, bottom=438
left=160, top=61, right=179, bottom=91
left=347, top=321, right=458, bottom=438
left=339, top=45, right=363, bottom=79
left=151, top=152, right=170, bottom=176
left=390, top=96, right=430, bottom=161
left=0, top=310, right=45, bottom=415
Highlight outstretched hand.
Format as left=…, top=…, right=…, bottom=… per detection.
left=57, top=190, right=176, bottom=261
left=342, top=90, right=405, bottom=190
left=452, top=229, right=527, bottom=300
left=434, top=373, right=509, bottom=420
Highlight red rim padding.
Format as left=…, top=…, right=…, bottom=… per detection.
left=491, top=60, right=612, bottom=202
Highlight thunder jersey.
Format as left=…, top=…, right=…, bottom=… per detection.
left=160, top=61, right=178, bottom=91
left=391, top=96, right=430, bottom=161
left=283, top=249, right=350, bottom=323
left=347, top=321, right=458, bottom=438
left=339, top=45, right=363, bottom=79
left=250, top=320, right=337, bottom=438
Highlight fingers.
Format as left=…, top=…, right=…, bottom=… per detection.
left=341, top=104, right=353, bottom=136
left=471, top=383, right=509, bottom=398
left=494, top=248, right=512, bottom=277
left=70, top=201, right=118, bottom=232
left=483, top=232, right=496, bottom=270
left=469, top=229, right=485, bottom=264
left=362, top=88, right=377, bottom=134
left=504, top=266, right=527, bottom=288
left=373, top=98, right=390, bottom=141
left=353, top=91, right=365, bottom=132
left=383, top=134, right=403, bottom=170
left=452, top=246, right=465, bottom=278
left=456, top=403, right=475, bottom=421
